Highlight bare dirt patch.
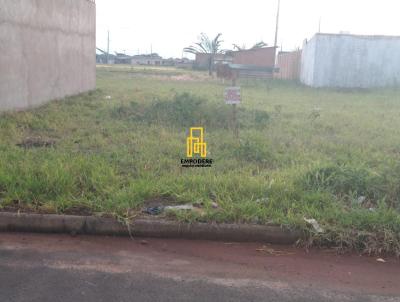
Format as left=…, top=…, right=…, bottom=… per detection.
left=0, top=200, right=56, bottom=215
left=16, top=137, right=56, bottom=149
left=142, top=196, right=177, bottom=209
left=63, top=205, right=93, bottom=216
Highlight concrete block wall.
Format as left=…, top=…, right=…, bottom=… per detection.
left=276, top=50, right=302, bottom=80
left=300, top=37, right=317, bottom=86
left=0, top=0, right=96, bottom=111
left=231, top=47, right=276, bottom=68
left=301, top=33, right=400, bottom=88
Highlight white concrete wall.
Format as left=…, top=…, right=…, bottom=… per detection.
left=300, top=38, right=317, bottom=86
left=0, top=0, right=96, bottom=111
left=301, top=34, right=400, bottom=88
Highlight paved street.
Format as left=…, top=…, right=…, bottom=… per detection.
left=0, top=233, right=399, bottom=302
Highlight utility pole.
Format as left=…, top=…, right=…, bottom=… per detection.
left=318, top=17, right=322, bottom=33
left=274, top=0, right=281, bottom=48
left=106, top=30, right=110, bottom=64
left=273, top=0, right=281, bottom=69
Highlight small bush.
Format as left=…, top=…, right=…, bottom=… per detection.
left=145, top=93, right=210, bottom=127
left=110, top=93, right=270, bottom=130
left=234, top=138, right=274, bottom=164
left=239, top=108, right=270, bottom=129
left=302, top=164, right=379, bottom=198
left=110, top=101, right=142, bottom=119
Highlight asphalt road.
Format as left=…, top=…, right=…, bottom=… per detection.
left=0, top=233, right=399, bottom=302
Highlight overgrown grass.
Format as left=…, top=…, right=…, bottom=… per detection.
left=1, top=66, right=400, bottom=255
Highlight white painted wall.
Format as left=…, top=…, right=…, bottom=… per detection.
left=300, top=38, right=317, bottom=86
left=300, top=33, right=400, bottom=88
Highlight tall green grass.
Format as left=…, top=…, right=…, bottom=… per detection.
left=0, top=66, right=400, bottom=255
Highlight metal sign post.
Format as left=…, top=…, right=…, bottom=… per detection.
left=224, top=77, right=241, bottom=138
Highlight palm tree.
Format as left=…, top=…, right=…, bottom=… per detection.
left=232, top=41, right=268, bottom=51
left=184, top=33, right=224, bottom=76
left=251, top=41, right=268, bottom=49
left=232, top=43, right=246, bottom=51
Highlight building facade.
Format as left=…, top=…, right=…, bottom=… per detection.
left=229, top=47, right=276, bottom=67
left=276, top=50, right=302, bottom=81
left=131, top=54, right=163, bottom=66
left=195, top=47, right=277, bottom=74
left=301, top=33, right=400, bottom=88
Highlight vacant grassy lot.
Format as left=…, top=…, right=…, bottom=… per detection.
left=1, top=65, right=400, bottom=254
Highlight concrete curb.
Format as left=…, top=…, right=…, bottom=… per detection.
left=0, top=212, right=302, bottom=244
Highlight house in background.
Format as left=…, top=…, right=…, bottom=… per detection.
left=131, top=53, right=163, bottom=66
left=174, top=58, right=193, bottom=69
left=161, top=58, right=176, bottom=66
left=214, top=47, right=278, bottom=79
left=229, top=47, right=277, bottom=67
left=96, top=48, right=115, bottom=64
left=301, top=33, right=400, bottom=88
left=194, top=53, right=227, bottom=69
left=96, top=52, right=109, bottom=64
left=275, top=50, right=302, bottom=81
left=195, top=47, right=277, bottom=71
left=114, top=53, right=132, bottom=64
left=95, top=50, right=193, bottom=68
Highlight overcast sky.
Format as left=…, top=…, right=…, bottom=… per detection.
left=96, top=0, right=400, bottom=58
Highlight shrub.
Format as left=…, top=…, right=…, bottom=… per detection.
left=302, top=164, right=378, bottom=198
left=110, top=93, right=270, bottom=130
left=234, top=138, right=274, bottom=164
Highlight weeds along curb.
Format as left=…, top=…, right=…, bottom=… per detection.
left=0, top=212, right=302, bottom=244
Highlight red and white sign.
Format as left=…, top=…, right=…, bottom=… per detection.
left=224, top=87, right=241, bottom=105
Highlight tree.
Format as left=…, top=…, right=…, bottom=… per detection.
left=251, top=41, right=268, bottom=49
left=184, top=33, right=224, bottom=76
left=232, top=41, right=268, bottom=51
left=232, top=43, right=246, bottom=51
